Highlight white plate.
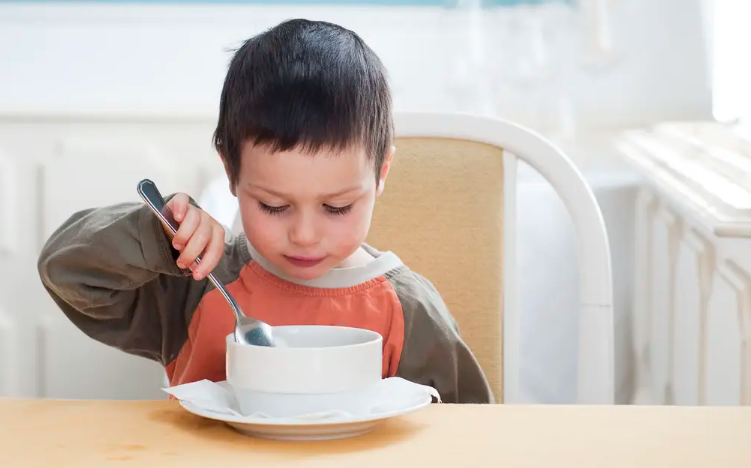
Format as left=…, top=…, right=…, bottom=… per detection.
left=177, top=381, right=433, bottom=440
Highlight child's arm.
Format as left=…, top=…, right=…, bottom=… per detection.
left=37, top=198, right=226, bottom=366
left=390, top=270, right=495, bottom=404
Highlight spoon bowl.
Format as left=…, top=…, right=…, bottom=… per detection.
left=137, top=178, right=276, bottom=347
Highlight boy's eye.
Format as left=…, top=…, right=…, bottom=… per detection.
left=258, top=202, right=288, bottom=215
left=324, top=204, right=353, bottom=216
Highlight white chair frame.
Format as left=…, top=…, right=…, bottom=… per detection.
left=395, top=112, right=614, bottom=404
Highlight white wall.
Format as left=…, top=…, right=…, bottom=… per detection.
left=0, top=0, right=711, bottom=133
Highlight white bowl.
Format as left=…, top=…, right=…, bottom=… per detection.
left=225, top=325, right=383, bottom=418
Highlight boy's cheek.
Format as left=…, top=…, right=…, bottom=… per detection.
left=245, top=222, right=277, bottom=244
left=241, top=214, right=280, bottom=250
left=331, top=216, right=370, bottom=250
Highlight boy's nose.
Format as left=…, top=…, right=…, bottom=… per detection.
left=289, top=215, right=319, bottom=247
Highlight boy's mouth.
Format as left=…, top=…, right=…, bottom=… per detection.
left=283, top=255, right=326, bottom=268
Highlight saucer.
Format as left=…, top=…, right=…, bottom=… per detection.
left=177, top=380, right=434, bottom=440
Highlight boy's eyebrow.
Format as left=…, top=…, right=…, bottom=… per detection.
left=248, top=184, right=364, bottom=199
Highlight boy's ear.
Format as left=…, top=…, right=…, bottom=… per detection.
left=376, top=145, right=396, bottom=197
left=220, top=154, right=237, bottom=197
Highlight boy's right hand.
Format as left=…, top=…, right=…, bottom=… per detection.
left=163, top=193, right=225, bottom=281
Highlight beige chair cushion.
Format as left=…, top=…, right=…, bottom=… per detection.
left=367, top=137, right=504, bottom=402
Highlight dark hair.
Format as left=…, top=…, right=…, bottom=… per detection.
left=213, top=19, right=393, bottom=185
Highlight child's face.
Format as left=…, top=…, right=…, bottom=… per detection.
left=230, top=142, right=392, bottom=281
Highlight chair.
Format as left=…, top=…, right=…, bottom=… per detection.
left=202, top=112, right=614, bottom=404
left=366, top=112, right=614, bottom=404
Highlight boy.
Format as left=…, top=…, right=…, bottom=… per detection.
left=37, top=19, right=493, bottom=404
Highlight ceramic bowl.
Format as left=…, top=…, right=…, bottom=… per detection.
left=225, top=325, right=383, bottom=417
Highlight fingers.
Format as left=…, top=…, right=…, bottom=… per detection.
left=165, top=194, right=224, bottom=280
left=175, top=211, right=226, bottom=281
left=191, top=224, right=225, bottom=280
left=172, top=205, right=199, bottom=251
left=161, top=193, right=191, bottom=240
left=176, top=210, right=211, bottom=270
left=167, top=193, right=191, bottom=223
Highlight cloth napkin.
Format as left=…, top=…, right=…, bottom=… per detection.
left=163, top=377, right=440, bottom=421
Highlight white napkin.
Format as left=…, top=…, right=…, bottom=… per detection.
left=162, top=377, right=440, bottom=421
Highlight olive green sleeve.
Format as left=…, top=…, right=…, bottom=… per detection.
left=37, top=199, right=212, bottom=366
left=387, top=268, right=495, bottom=404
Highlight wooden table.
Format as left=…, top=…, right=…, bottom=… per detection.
left=1, top=399, right=750, bottom=467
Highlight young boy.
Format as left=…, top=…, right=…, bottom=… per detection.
left=37, top=19, right=493, bottom=404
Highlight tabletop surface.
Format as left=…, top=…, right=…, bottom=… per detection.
left=1, top=399, right=750, bottom=467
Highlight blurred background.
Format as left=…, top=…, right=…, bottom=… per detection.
left=1, top=0, right=749, bottom=406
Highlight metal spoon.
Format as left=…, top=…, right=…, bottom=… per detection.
left=137, top=178, right=276, bottom=347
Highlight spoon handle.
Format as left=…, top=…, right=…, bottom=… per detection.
left=137, top=178, right=215, bottom=274
left=137, top=179, right=210, bottom=269
left=136, top=179, right=238, bottom=315
left=137, top=179, right=181, bottom=236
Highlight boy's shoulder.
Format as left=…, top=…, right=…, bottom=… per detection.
left=362, top=243, right=443, bottom=293
left=361, top=244, right=459, bottom=332
left=365, top=244, right=494, bottom=404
